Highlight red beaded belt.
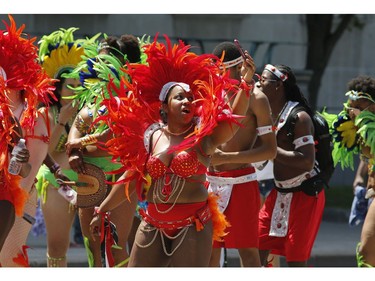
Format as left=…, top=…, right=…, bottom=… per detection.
left=139, top=202, right=211, bottom=232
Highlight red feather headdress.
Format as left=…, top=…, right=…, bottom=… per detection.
left=0, top=15, right=56, bottom=131
left=100, top=34, right=240, bottom=200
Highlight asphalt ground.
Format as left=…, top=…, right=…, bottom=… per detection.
left=24, top=208, right=362, bottom=268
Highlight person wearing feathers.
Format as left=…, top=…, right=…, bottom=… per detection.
left=88, top=34, right=256, bottom=267
left=34, top=27, right=88, bottom=267
left=324, top=75, right=375, bottom=267
left=0, top=15, right=55, bottom=266
left=64, top=34, right=143, bottom=267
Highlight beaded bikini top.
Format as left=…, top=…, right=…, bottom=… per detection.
left=146, top=150, right=207, bottom=180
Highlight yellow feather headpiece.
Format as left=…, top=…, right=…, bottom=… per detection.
left=38, top=27, right=84, bottom=78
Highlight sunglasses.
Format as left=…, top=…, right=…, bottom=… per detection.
left=258, top=76, right=277, bottom=84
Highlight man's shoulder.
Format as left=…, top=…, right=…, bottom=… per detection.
left=252, top=87, right=268, bottom=101
left=249, top=89, right=271, bottom=113
left=283, top=103, right=314, bottom=136
left=289, top=104, right=311, bottom=121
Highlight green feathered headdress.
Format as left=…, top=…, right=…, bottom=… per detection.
left=64, top=34, right=150, bottom=127
left=38, top=27, right=85, bottom=79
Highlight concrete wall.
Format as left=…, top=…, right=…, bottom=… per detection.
left=2, top=13, right=371, bottom=187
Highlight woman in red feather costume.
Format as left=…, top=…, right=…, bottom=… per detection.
left=90, top=35, right=256, bottom=266
left=0, top=15, right=55, bottom=265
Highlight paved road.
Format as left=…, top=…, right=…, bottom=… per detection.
left=25, top=219, right=362, bottom=267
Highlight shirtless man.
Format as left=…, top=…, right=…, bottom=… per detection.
left=207, top=41, right=277, bottom=267
left=257, top=64, right=325, bottom=267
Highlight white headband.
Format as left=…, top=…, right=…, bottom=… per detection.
left=159, top=82, right=190, bottom=102
left=345, top=90, right=375, bottom=104
left=264, top=64, right=288, bottom=81
left=222, top=56, right=244, bottom=69
left=0, top=66, right=7, bottom=81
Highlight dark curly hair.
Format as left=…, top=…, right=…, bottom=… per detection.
left=100, top=34, right=141, bottom=65
left=347, top=75, right=375, bottom=99
left=119, top=34, right=141, bottom=63
left=212, top=41, right=241, bottom=62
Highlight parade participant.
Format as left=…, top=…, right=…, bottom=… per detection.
left=0, top=15, right=55, bottom=266
left=207, top=41, right=276, bottom=267
left=322, top=75, right=375, bottom=266
left=342, top=76, right=375, bottom=267
left=65, top=34, right=143, bottom=267
left=89, top=34, right=256, bottom=267
left=257, top=64, right=325, bottom=267
left=35, top=27, right=87, bottom=267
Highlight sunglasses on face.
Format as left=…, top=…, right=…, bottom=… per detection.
left=259, top=76, right=277, bottom=84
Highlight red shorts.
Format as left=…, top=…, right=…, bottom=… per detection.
left=208, top=167, right=260, bottom=249
left=258, top=188, right=325, bottom=262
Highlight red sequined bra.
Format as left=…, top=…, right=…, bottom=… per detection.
left=146, top=150, right=207, bottom=180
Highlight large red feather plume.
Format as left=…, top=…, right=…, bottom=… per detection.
left=0, top=15, right=56, bottom=133
left=100, top=34, right=241, bottom=200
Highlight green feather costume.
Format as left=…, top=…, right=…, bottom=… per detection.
left=321, top=105, right=360, bottom=170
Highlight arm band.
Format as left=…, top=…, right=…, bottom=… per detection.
left=256, top=125, right=275, bottom=136
left=293, top=135, right=314, bottom=149
left=80, top=135, right=98, bottom=146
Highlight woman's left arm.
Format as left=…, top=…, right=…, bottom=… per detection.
left=20, top=114, right=49, bottom=191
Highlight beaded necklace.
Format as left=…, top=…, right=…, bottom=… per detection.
left=164, top=123, right=193, bottom=136
left=272, top=102, right=288, bottom=127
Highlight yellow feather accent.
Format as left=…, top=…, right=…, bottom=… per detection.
left=43, top=45, right=84, bottom=78
left=341, top=129, right=356, bottom=148
left=336, top=120, right=355, bottom=131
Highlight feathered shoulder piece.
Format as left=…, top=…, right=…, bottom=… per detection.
left=355, top=110, right=375, bottom=158
left=0, top=15, right=55, bottom=133
left=100, top=34, right=239, bottom=200
left=321, top=106, right=359, bottom=170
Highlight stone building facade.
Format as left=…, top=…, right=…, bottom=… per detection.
left=3, top=14, right=375, bottom=186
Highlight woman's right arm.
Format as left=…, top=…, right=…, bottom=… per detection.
left=66, top=107, right=88, bottom=173
left=99, top=172, right=136, bottom=213
left=89, top=171, right=137, bottom=240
